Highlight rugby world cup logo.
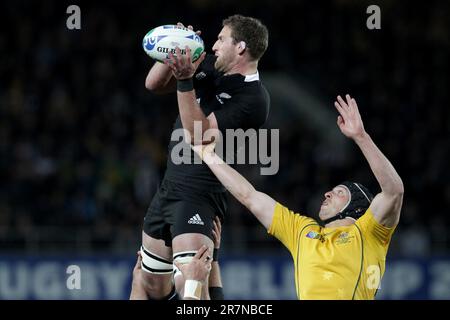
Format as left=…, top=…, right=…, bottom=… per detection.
left=143, top=34, right=166, bottom=51
left=185, top=34, right=204, bottom=61
left=186, top=34, right=204, bottom=44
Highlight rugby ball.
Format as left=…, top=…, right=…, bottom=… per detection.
left=143, top=25, right=205, bottom=63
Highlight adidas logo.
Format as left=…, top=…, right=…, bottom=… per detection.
left=188, top=214, right=204, bottom=225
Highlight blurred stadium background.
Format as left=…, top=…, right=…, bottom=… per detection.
left=0, top=0, right=449, bottom=299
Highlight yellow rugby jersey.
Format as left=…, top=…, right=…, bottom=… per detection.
left=268, top=202, right=396, bottom=300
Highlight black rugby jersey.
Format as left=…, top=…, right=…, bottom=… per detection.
left=164, top=54, right=270, bottom=191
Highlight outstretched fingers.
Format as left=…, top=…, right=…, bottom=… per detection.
left=337, top=95, right=349, bottom=110
left=345, top=94, right=357, bottom=115
left=185, top=46, right=192, bottom=63
left=133, top=251, right=142, bottom=272
left=212, top=217, right=221, bottom=247
left=164, top=51, right=179, bottom=71
left=345, top=94, right=353, bottom=107
left=337, top=115, right=344, bottom=127
left=215, top=216, right=221, bottom=234
left=334, top=100, right=347, bottom=119
left=351, top=97, right=360, bottom=113
left=194, top=52, right=206, bottom=68
left=198, top=246, right=211, bottom=262
left=194, top=245, right=209, bottom=260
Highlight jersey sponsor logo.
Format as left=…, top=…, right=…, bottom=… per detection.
left=188, top=214, right=204, bottom=225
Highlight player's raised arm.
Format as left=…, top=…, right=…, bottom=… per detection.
left=145, top=61, right=176, bottom=94
left=192, top=144, right=276, bottom=229
left=165, top=44, right=209, bottom=144
left=334, top=94, right=404, bottom=227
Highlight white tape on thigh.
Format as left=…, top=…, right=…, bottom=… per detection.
left=140, top=245, right=173, bottom=274
left=173, top=251, right=196, bottom=278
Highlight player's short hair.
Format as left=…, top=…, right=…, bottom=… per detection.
left=223, top=14, right=269, bottom=61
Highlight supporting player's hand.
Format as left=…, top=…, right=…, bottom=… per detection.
left=212, top=216, right=222, bottom=250
left=334, top=94, right=366, bottom=141
left=174, top=245, right=212, bottom=283
left=130, top=251, right=147, bottom=299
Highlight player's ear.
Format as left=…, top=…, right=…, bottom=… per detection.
left=238, top=41, right=246, bottom=55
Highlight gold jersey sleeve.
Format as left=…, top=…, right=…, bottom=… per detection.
left=355, top=207, right=397, bottom=248
left=268, top=202, right=317, bottom=255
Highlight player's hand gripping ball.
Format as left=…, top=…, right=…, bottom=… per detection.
left=143, top=25, right=204, bottom=63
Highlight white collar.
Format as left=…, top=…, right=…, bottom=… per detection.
left=244, top=71, right=259, bottom=82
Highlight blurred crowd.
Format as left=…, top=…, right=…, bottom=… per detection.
left=1, top=0, right=449, bottom=256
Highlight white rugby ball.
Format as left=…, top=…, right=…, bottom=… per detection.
left=142, top=25, right=205, bottom=63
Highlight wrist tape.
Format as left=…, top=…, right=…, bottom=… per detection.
left=177, top=78, right=194, bottom=92
left=184, top=279, right=202, bottom=300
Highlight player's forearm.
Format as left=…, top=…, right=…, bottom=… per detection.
left=354, top=132, right=404, bottom=195
left=177, top=91, right=209, bottom=143
left=145, top=62, right=174, bottom=92
left=203, top=152, right=257, bottom=208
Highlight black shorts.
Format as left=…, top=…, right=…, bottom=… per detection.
left=143, top=179, right=228, bottom=247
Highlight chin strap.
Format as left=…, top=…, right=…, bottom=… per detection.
left=321, top=212, right=346, bottom=225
